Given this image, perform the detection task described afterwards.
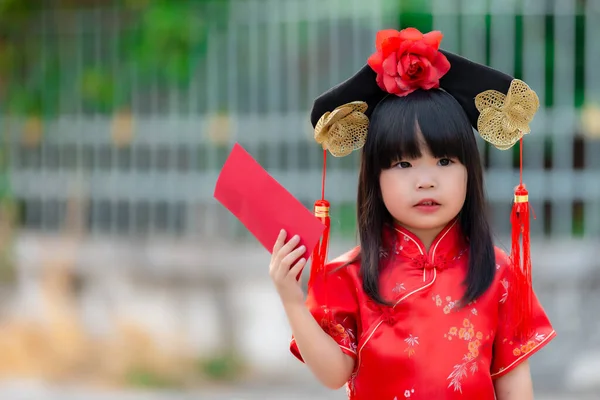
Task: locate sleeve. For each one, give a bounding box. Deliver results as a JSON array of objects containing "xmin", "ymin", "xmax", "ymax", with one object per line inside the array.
[
  {"xmin": 289, "ymin": 262, "xmax": 359, "ymax": 363},
  {"xmin": 490, "ymin": 256, "xmax": 557, "ymax": 379}
]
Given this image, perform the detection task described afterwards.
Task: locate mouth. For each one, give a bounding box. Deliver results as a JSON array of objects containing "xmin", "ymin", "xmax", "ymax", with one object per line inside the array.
[{"xmin": 414, "ymin": 199, "xmax": 440, "ymax": 207}]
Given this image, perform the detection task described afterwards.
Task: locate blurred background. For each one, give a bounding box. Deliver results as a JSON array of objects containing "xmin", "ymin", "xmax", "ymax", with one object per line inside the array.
[{"xmin": 0, "ymin": 0, "xmax": 598, "ymax": 399}]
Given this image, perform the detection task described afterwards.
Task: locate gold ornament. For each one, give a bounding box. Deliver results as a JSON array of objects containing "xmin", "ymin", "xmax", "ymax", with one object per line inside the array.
[
  {"xmin": 314, "ymin": 101, "xmax": 369, "ymax": 157},
  {"xmin": 475, "ymin": 79, "xmax": 540, "ymax": 150}
]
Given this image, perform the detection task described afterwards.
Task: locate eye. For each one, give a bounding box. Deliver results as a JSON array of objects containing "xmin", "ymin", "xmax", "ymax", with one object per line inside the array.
[
  {"xmin": 438, "ymin": 158, "xmax": 453, "ymax": 166},
  {"xmin": 395, "ymin": 161, "xmax": 412, "ymax": 169}
]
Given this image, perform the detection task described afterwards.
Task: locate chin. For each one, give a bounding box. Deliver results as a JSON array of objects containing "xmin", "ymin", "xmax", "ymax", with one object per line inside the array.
[
  {"xmin": 411, "ymin": 221, "xmax": 450, "ymax": 231},
  {"xmin": 396, "ymin": 213, "xmax": 456, "ymax": 232}
]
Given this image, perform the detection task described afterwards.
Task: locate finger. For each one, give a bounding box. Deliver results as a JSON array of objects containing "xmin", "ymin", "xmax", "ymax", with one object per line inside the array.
[
  {"xmin": 274, "ymin": 244, "xmax": 305, "ymax": 281},
  {"xmin": 277, "ymin": 234, "xmax": 301, "ymax": 260},
  {"xmin": 287, "ymin": 257, "xmax": 306, "ymax": 280},
  {"xmin": 271, "ymin": 229, "xmax": 287, "ymax": 262},
  {"xmin": 279, "ymin": 244, "xmax": 306, "ymax": 269}
]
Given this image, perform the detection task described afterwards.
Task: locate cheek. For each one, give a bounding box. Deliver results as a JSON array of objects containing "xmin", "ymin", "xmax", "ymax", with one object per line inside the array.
[
  {"xmin": 379, "ymin": 172, "xmax": 393, "ymax": 203},
  {"xmin": 450, "ymin": 168, "xmax": 468, "ymax": 202},
  {"xmin": 379, "ymin": 171, "xmax": 407, "ymax": 206}
]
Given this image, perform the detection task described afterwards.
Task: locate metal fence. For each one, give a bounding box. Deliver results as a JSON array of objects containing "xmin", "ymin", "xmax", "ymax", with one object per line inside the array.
[{"xmin": 3, "ymin": 0, "xmax": 600, "ymax": 240}]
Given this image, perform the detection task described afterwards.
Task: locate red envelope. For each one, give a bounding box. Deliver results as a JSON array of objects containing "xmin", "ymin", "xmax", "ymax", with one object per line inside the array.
[{"xmin": 213, "ymin": 143, "xmax": 325, "ymax": 261}]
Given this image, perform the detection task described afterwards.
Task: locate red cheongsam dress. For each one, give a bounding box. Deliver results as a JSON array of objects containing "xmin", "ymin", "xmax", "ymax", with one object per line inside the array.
[{"xmin": 290, "ymin": 219, "xmax": 556, "ymax": 399}]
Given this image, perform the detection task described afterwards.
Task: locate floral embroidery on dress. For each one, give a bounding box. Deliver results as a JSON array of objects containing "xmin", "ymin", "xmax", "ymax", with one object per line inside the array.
[
  {"xmin": 504, "ymin": 332, "xmax": 547, "ymax": 357},
  {"xmin": 432, "ymin": 294, "xmax": 460, "ymax": 314},
  {"xmin": 404, "ymin": 334, "xmax": 419, "ymax": 357},
  {"xmin": 393, "ymin": 282, "xmax": 406, "ymax": 293},
  {"xmin": 447, "ymin": 353, "xmax": 479, "ymax": 393},
  {"xmin": 392, "ymin": 389, "xmax": 415, "ymax": 399},
  {"xmin": 452, "ymin": 247, "xmax": 467, "ymax": 261},
  {"xmin": 445, "ymin": 318, "xmax": 486, "ymax": 393},
  {"xmin": 346, "ymin": 372, "xmax": 357, "ymax": 397},
  {"xmin": 445, "ymin": 318, "xmax": 482, "ymax": 342},
  {"xmin": 393, "ymin": 240, "xmax": 404, "ymax": 255},
  {"xmin": 321, "ymin": 318, "xmax": 357, "ymax": 353},
  {"xmin": 499, "ymin": 278, "xmax": 509, "ymax": 303}
]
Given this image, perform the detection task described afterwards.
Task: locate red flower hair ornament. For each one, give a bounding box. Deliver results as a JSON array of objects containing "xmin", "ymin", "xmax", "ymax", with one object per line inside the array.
[{"xmin": 367, "ymin": 27, "xmax": 451, "ymax": 97}]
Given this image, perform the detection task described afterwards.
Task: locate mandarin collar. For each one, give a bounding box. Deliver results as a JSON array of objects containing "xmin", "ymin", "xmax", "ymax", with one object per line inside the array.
[{"xmin": 381, "ymin": 218, "xmax": 468, "ymax": 270}]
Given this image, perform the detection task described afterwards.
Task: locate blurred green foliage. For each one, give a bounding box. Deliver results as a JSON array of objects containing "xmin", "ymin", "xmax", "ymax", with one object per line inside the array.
[
  {"xmin": 0, "ymin": 0, "xmax": 224, "ymax": 117},
  {"xmin": 123, "ymin": 1, "xmax": 208, "ymax": 86},
  {"xmin": 0, "ymin": 0, "xmax": 586, "ymax": 116},
  {"xmin": 197, "ymin": 352, "xmax": 245, "ymax": 382},
  {"xmin": 125, "ymin": 366, "xmax": 179, "ymax": 389}
]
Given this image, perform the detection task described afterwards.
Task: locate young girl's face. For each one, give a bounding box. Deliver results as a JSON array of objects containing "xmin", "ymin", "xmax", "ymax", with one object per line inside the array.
[{"xmin": 379, "ymin": 135, "xmax": 467, "ymax": 236}]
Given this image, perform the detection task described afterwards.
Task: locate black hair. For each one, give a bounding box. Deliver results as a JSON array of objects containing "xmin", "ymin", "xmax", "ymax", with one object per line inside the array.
[{"xmin": 351, "ymin": 88, "xmax": 495, "ymax": 306}]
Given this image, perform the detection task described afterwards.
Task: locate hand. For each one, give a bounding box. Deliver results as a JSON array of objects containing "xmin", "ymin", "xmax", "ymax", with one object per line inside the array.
[{"xmin": 269, "ymin": 229, "xmax": 307, "ymax": 306}]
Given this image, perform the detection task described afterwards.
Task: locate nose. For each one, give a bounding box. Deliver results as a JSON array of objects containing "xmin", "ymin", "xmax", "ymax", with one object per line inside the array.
[
  {"xmin": 416, "ymin": 173, "xmax": 436, "ymax": 189},
  {"xmin": 417, "ymin": 181, "xmax": 435, "ymax": 189}
]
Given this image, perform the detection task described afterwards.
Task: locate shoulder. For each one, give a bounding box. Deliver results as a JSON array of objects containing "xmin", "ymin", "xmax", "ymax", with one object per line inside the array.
[
  {"xmin": 306, "ymin": 246, "xmax": 361, "ymax": 303},
  {"xmin": 323, "ymin": 246, "xmax": 362, "ymax": 278},
  {"xmin": 493, "ymin": 246, "xmax": 511, "ymax": 272}
]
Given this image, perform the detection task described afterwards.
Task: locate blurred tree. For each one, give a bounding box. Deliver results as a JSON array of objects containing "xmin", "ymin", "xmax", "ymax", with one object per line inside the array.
[
  {"xmin": 395, "ymin": 0, "xmax": 433, "ymax": 34},
  {"xmin": 0, "ymin": 0, "xmax": 226, "ymax": 117},
  {"xmin": 0, "ymin": 0, "xmax": 49, "ymax": 116},
  {"xmin": 121, "ymin": 0, "xmax": 210, "ymax": 87}
]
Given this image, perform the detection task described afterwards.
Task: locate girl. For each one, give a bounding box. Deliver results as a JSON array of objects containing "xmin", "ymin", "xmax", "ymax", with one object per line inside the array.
[{"xmin": 268, "ymin": 28, "xmax": 555, "ymax": 399}]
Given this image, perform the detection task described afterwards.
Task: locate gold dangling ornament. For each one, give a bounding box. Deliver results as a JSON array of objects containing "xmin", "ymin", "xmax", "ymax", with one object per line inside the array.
[
  {"xmin": 475, "ymin": 79, "xmax": 540, "ymax": 341},
  {"xmin": 310, "ymin": 101, "xmax": 369, "ymax": 325},
  {"xmin": 310, "ymin": 101, "xmax": 368, "ymax": 276}
]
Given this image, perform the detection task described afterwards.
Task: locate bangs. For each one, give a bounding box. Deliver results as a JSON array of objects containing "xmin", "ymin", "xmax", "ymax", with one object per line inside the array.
[{"xmin": 368, "ymin": 89, "xmax": 473, "ymax": 170}]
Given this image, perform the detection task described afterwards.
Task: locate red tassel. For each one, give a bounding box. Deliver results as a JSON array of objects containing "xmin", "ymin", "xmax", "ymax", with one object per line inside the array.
[
  {"xmin": 509, "ymin": 139, "xmax": 533, "ymax": 341},
  {"xmin": 309, "ymin": 151, "xmax": 332, "ymax": 325},
  {"xmin": 310, "ymin": 149, "xmax": 331, "ymax": 279},
  {"xmin": 311, "ymin": 199, "xmax": 331, "ymax": 274}
]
